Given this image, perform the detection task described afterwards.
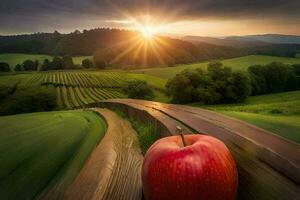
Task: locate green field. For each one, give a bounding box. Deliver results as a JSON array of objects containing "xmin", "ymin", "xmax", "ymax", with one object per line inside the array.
[
  {"xmin": 0, "ymin": 111, "xmax": 107, "ymax": 199},
  {"xmin": 0, "ymin": 71, "xmax": 169, "ymax": 110},
  {"xmin": 0, "ymin": 53, "xmax": 92, "ymax": 70},
  {"xmin": 132, "ymin": 55, "xmax": 300, "ymax": 79},
  {"xmin": 194, "ymin": 91, "xmax": 300, "ymax": 143}
]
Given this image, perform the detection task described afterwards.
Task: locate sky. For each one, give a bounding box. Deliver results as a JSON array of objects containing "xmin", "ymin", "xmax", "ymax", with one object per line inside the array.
[{"xmin": 0, "ymin": 0, "xmax": 300, "ymax": 36}]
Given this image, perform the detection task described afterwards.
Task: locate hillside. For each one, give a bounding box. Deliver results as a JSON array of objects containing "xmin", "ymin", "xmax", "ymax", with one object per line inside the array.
[
  {"xmin": 132, "ymin": 55, "xmax": 300, "ymax": 79},
  {"xmin": 227, "ymin": 34, "xmax": 300, "ymax": 44},
  {"xmin": 0, "ymin": 29, "xmax": 247, "ymax": 67},
  {"xmin": 195, "ymin": 91, "xmax": 300, "ymax": 143},
  {"xmin": 0, "ymin": 111, "xmax": 107, "ymax": 199},
  {"xmin": 1, "ymin": 29, "xmax": 300, "ymax": 68}
]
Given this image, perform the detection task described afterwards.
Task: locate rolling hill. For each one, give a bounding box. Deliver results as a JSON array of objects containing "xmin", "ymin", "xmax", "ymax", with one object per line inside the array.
[
  {"xmin": 132, "ymin": 55, "xmax": 300, "ymax": 79},
  {"xmin": 195, "ymin": 91, "xmax": 300, "ymax": 143},
  {"xmin": 0, "ymin": 111, "xmax": 107, "ymax": 199}
]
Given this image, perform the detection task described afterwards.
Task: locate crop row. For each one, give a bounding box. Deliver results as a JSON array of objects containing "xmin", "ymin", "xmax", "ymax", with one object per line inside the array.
[
  {"xmin": 56, "ymin": 86, "xmax": 125, "ymax": 109},
  {"xmin": 41, "ymin": 72, "xmax": 132, "ymax": 88}
]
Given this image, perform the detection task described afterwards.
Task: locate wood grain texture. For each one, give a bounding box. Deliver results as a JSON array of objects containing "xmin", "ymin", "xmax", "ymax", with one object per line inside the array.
[
  {"xmin": 100, "ymin": 99, "xmax": 300, "ymax": 200},
  {"xmin": 64, "ymin": 108, "xmax": 143, "ymax": 200}
]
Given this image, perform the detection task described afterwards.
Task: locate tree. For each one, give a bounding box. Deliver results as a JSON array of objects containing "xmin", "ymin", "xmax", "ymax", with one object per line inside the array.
[
  {"xmin": 22, "ymin": 60, "xmax": 38, "ymax": 71},
  {"xmin": 62, "ymin": 55, "xmax": 74, "ymax": 69},
  {"xmin": 0, "ymin": 62, "xmax": 10, "ymax": 72},
  {"xmin": 292, "ymin": 64, "xmax": 300, "ymax": 76},
  {"xmin": 263, "ymin": 62, "xmax": 289, "ymax": 93},
  {"xmin": 51, "ymin": 56, "xmax": 63, "ymax": 70},
  {"xmin": 82, "ymin": 59, "xmax": 94, "ymax": 68},
  {"xmin": 166, "ymin": 73, "xmax": 194, "ymax": 103},
  {"xmin": 166, "ymin": 63, "xmax": 251, "ymax": 104},
  {"xmin": 224, "ymin": 71, "xmax": 251, "ymax": 103},
  {"xmin": 248, "ymin": 62, "xmax": 298, "ymax": 95},
  {"xmin": 14, "ymin": 64, "xmax": 23, "ymax": 71},
  {"xmin": 123, "ymin": 80, "xmax": 154, "ymax": 100},
  {"xmin": 41, "ymin": 59, "xmax": 51, "ymax": 71}
]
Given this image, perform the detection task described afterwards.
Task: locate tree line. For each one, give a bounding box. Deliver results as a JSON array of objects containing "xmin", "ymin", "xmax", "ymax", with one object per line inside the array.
[
  {"xmin": 166, "ymin": 62, "xmax": 300, "ymax": 104},
  {"xmin": 0, "ymin": 57, "xmax": 96, "ymax": 72}
]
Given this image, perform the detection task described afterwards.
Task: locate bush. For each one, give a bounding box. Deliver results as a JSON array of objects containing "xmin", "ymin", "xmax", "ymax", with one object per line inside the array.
[
  {"xmin": 0, "ymin": 62, "xmax": 10, "ymax": 72},
  {"xmin": 82, "ymin": 59, "xmax": 94, "ymax": 68},
  {"xmin": 22, "ymin": 59, "xmax": 38, "ymax": 71},
  {"xmin": 166, "ymin": 63, "xmax": 251, "ymax": 104},
  {"xmin": 62, "ymin": 55, "xmax": 74, "ymax": 69},
  {"xmin": 123, "ymin": 80, "xmax": 154, "ymax": 100},
  {"xmin": 14, "ymin": 64, "xmax": 23, "ymax": 71},
  {"xmin": 0, "ymin": 86, "xmax": 57, "ymax": 115},
  {"xmin": 0, "ymin": 84, "xmax": 17, "ymax": 101}
]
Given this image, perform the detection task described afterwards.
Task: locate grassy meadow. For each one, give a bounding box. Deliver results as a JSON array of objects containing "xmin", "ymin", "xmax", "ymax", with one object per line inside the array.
[
  {"xmin": 132, "ymin": 55, "xmax": 300, "ymax": 79},
  {"xmin": 194, "ymin": 91, "xmax": 300, "ymax": 143},
  {"xmin": 0, "ymin": 53, "xmax": 92, "ymax": 70},
  {"xmin": 0, "ymin": 111, "xmax": 107, "ymax": 199}
]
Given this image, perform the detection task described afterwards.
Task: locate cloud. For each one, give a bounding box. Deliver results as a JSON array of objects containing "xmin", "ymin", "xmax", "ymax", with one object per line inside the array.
[{"xmin": 0, "ymin": 0, "xmax": 299, "ymax": 34}]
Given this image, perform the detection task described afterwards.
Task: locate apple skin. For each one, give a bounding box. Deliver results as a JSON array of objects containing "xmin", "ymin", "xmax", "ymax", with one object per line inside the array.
[{"xmin": 142, "ymin": 134, "xmax": 238, "ymax": 200}]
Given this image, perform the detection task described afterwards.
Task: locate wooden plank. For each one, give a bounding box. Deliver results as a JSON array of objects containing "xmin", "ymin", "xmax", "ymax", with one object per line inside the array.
[
  {"xmin": 102, "ymin": 99, "xmax": 300, "ymax": 200},
  {"xmin": 64, "ymin": 108, "xmax": 143, "ymax": 200}
]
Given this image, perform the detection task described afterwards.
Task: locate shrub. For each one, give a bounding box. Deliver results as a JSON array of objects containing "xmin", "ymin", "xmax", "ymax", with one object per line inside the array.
[
  {"xmin": 0, "ymin": 84, "xmax": 17, "ymax": 101},
  {"xmin": 123, "ymin": 80, "xmax": 154, "ymax": 100},
  {"xmin": 62, "ymin": 55, "xmax": 74, "ymax": 69},
  {"xmin": 82, "ymin": 59, "xmax": 94, "ymax": 68},
  {"xmin": 0, "ymin": 86, "xmax": 57, "ymax": 115},
  {"xmin": 0, "ymin": 62, "xmax": 10, "ymax": 72},
  {"xmin": 14, "ymin": 64, "xmax": 23, "ymax": 71},
  {"xmin": 51, "ymin": 57, "xmax": 63, "ymax": 70},
  {"xmin": 22, "ymin": 59, "xmax": 38, "ymax": 71}
]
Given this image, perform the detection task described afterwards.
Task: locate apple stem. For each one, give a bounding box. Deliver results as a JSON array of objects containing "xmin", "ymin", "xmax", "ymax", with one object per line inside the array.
[{"xmin": 180, "ymin": 134, "xmax": 187, "ymax": 147}]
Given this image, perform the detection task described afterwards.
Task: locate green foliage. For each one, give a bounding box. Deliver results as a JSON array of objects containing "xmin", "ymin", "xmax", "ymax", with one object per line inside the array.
[
  {"xmin": 62, "ymin": 55, "xmax": 75, "ymax": 69},
  {"xmin": 22, "ymin": 59, "xmax": 38, "ymax": 71},
  {"xmin": 0, "ymin": 86, "xmax": 57, "ymax": 115},
  {"xmin": 123, "ymin": 80, "xmax": 154, "ymax": 100},
  {"xmin": 0, "ymin": 84, "xmax": 17, "ymax": 100},
  {"xmin": 166, "ymin": 62, "xmax": 251, "ymax": 104},
  {"xmin": 113, "ymin": 109, "xmax": 160, "ymax": 155},
  {"xmin": 14, "ymin": 64, "xmax": 23, "ymax": 71},
  {"xmin": 51, "ymin": 56, "xmax": 63, "ymax": 70},
  {"xmin": 0, "ymin": 111, "xmax": 106, "ymax": 199},
  {"xmin": 82, "ymin": 58, "xmax": 94, "ymax": 68},
  {"xmin": 248, "ymin": 62, "xmax": 299, "ymax": 95},
  {"xmin": 292, "ymin": 64, "xmax": 300, "ymax": 76},
  {"xmin": 130, "ymin": 120, "xmax": 160, "ymax": 155},
  {"xmin": 0, "ymin": 62, "xmax": 10, "ymax": 72}
]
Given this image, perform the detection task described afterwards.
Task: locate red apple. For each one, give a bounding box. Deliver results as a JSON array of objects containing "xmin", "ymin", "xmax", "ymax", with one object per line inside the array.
[{"xmin": 142, "ymin": 134, "xmax": 238, "ymax": 200}]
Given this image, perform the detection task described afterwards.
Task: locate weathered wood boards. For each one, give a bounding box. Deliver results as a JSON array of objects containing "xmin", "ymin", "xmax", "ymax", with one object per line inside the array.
[
  {"xmin": 100, "ymin": 99, "xmax": 300, "ymax": 200},
  {"xmin": 64, "ymin": 109, "xmax": 143, "ymax": 200}
]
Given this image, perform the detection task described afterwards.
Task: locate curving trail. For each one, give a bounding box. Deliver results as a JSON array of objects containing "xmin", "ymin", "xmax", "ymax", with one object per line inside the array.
[
  {"xmin": 64, "ymin": 108, "xmax": 143, "ymax": 200},
  {"xmin": 100, "ymin": 99, "xmax": 300, "ymax": 200}
]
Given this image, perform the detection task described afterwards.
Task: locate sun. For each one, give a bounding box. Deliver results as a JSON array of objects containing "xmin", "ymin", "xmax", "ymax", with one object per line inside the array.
[{"xmin": 139, "ymin": 25, "xmax": 156, "ymax": 39}]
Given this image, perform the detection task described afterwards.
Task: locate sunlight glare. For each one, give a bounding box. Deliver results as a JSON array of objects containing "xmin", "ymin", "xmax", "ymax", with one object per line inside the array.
[{"xmin": 140, "ymin": 25, "xmax": 156, "ymax": 40}]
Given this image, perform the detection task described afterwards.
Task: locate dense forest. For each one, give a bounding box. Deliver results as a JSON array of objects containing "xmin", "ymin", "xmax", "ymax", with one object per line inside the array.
[{"xmin": 0, "ymin": 28, "xmax": 300, "ymax": 67}]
